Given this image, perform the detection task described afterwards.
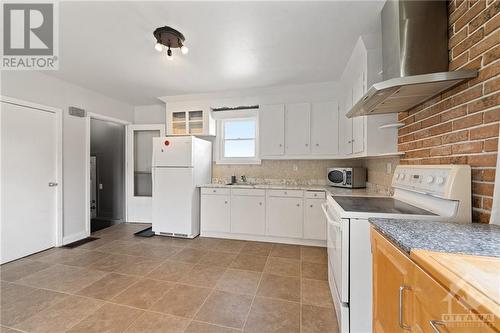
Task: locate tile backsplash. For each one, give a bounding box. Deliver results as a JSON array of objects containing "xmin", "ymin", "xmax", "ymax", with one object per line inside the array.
[{"xmin": 212, "ymin": 157, "xmax": 400, "ymax": 194}]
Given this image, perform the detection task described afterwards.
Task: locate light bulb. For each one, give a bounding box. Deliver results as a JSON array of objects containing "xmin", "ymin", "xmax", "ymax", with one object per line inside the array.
[
  {"xmin": 154, "ymin": 43, "xmax": 163, "ymax": 52},
  {"xmin": 166, "ymin": 48, "xmax": 173, "ymax": 60},
  {"xmin": 180, "ymin": 45, "xmax": 189, "ymax": 54}
]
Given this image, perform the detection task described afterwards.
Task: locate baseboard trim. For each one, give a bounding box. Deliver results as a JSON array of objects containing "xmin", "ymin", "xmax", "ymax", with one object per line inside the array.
[
  {"xmin": 62, "ymin": 231, "xmax": 90, "ymax": 246},
  {"xmin": 201, "ymin": 231, "xmax": 326, "ymax": 247}
]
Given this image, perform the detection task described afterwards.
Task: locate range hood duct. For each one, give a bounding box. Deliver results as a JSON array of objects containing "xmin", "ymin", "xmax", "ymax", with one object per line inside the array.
[{"xmin": 346, "ymin": 0, "xmax": 477, "ymax": 118}]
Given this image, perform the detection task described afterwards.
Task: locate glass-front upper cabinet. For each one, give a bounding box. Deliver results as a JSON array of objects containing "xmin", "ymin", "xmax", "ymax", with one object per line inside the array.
[
  {"xmin": 166, "ymin": 106, "xmax": 215, "ymax": 136},
  {"xmin": 171, "ymin": 110, "xmax": 203, "ymax": 135}
]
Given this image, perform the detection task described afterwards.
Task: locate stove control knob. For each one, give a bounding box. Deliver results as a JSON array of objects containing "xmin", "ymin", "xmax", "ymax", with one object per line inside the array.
[
  {"xmin": 436, "ymin": 176, "xmax": 445, "ymax": 185},
  {"xmin": 400, "ymin": 174, "xmax": 406, "ymax": 180},
  {"xmin": 395, "ymin": 173, "xmax": 400, "ymax": 180},
  {"xmin": 425, "ymin": 176, "xmax": 434, "ymax": 184}
]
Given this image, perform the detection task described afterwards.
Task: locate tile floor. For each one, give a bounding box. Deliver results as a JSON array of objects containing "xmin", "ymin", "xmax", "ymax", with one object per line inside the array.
[{"xmin": 0, "ymin": 223, "xmax": 338, "ymax": 333}]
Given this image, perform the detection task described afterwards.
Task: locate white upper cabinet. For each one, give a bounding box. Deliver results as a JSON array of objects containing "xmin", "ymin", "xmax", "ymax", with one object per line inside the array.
[
  {"xmin": 352, "ymin": 72, "xmax": 365, "ymax": 154},
  {"xmin": 340, "ymin": 90, "xmax": 353, "ymax": 155},
  {"xmin": 259, "ymin": 104, "xmax": 285, "ymax": 156},
  {"xmin": 311, "ymin": 101, "xmax": 339, "ymax": 155},
  {"xmin": 285, "ymin": 103, "xmax": 311, "ymax": 155},
  {"xmin": 338, "ymin": 36, "xmax": 399, "ymax": 157},
  {"xmin": 164, "ymin": 101, "xmax": 216, "ymax": 137}
]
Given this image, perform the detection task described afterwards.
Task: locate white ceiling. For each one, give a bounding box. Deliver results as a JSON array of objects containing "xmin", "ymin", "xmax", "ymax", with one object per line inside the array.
[{"xmin": 46, "ymin": 1, "xmax": 385, "ymax": 105}]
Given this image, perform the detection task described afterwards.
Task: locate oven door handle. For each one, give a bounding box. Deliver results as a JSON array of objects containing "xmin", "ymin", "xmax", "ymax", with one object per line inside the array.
[
  {"xmin": 342, "ymin": 170, "xmax": 347, "ymax": 185},
  {"xmin": 321, "ymin": 203, "xmax": 342, "ymax": 228}
]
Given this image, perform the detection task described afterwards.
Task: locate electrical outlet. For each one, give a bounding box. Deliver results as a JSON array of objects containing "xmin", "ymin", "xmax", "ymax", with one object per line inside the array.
[
  {"xmin": 293, "ymin": 164, "xmax": 298, "ymax": 171},
  {"xmin": 386, "ymin": 163, "xmax": 392, "ymax": 174}
]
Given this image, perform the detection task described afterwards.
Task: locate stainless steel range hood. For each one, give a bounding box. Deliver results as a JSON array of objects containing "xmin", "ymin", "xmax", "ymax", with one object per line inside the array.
[{"xmin": 346, "ymin": 0, "xmax": 477, "ymax": 118}]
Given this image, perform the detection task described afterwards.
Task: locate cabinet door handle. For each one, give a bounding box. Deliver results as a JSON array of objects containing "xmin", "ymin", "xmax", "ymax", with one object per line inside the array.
[
  {"xmin": 224, "ymin": 201, "xmax": 228, "ymax": 204},
  {"xmin": 399, "ymin": 285, "xmax": 411, "ymax": 331},
  {"xmin": 305, "ymin": 143, "xmax": 309, "ymax": 147},
  {"xmin": 296, "ymin": 203, "xmax": 300, "ymax": 207},
  {"xmin": 259, "ymin": 202, "xmax": 262, "ymax": 206},
  {"xmin": 279, "ymin": 144, "xmax": 283, "ymax": 147},
  {"xmin": 315, "ymin": 143, "xmax": 319, "ymax": 147},
  {"xmin": 429, "ymin": 320, "xmax": 446, "ymax": 333},
  {"xmin": 310, "ymin": 204, "xmax": 313, "ymax": 208}
]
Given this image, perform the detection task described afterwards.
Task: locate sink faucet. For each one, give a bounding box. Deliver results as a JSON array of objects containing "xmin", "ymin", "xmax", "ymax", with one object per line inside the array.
[{"xmin": 241, "ymin": 175, "xmax": 247, "ymax": 183}]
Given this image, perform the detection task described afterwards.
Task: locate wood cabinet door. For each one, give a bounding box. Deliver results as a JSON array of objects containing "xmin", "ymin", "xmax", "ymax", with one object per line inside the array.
[
  {"xmin": 285, "ymin": 103, "xmax": 311, "ymax": 155},
  {"xmin": 259, "ymin": 104, "xmax": 285, "ymax": 156},
  {"xmin": 267, "ymin": 197, "xmax": 303, "ymax": 238},
  {"xmin": 371, "ymin": 228, "xmax": 414, "ymax": 333},
  {"xmin": 201, "ymin": 194, "xmax": 230, "ymax": 233},
  {"xmin": 412, "ymin": 265, "xmax": 496, "ymax": 333},
  {"xmin": 304, "ymin": 198, "xmax": 327, "ymax": 240},
  {"xmin": 311, "ymin": 101, "xmax": 339, "ymax": 155},
  {"xmin": 230, "ymin": 195, "xmax": 266, "ymax": 235}
]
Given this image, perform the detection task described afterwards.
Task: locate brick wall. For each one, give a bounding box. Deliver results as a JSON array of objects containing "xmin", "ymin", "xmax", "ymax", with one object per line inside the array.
[{"xmin": 398, "ymin": 0, "xmax": 499, "ymax": 223}]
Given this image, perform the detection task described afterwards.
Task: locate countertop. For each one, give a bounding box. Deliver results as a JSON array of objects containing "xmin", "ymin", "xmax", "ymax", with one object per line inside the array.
[
  {"xmin": 411, "ymin": 249, "xmax": 500, "ymax": 327},
  {"xmin": 201, "ymin": 183, "xmax": 388, "ymax": 197},
  {"xmin": 369, "ymin": 218, "xmax": 500, "ymax": 257}
]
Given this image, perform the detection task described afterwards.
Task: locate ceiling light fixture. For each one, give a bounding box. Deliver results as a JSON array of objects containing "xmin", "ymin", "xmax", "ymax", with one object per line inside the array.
[{"xmin": 153, "ymin": 26, "xmax": 188, "ymax": 60}]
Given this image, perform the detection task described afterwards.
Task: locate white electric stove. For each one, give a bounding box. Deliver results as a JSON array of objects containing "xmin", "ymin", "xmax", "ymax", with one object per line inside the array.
[{"xmin": 322, "ymin": 165, "xmax": 471, "ymax": 333}]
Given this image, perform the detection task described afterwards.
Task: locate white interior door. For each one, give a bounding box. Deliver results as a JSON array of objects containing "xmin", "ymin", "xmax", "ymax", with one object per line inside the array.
[
  {"xmin": 1, "ymin": 99, "xmax": 61, "ymax": 263},
  {"xmin": 127, "ymin": 124, "xmax": 165, "ymax": 223}
]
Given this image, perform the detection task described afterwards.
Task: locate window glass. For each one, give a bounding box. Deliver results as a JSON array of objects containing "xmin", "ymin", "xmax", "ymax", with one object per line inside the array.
[{"xmin": 222, "ymin": 119, "xmax": 256, "ymax": 158}]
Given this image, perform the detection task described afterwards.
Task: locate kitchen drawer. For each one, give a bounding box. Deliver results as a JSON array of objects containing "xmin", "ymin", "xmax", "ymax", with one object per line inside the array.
[
  {"xmin": 231, "ymin": 188, "xmax": 266, "ymax": 197},
  {"xmin": 305, "ymin": 191, "xmax": 325, "ymax": 199},
  {"xmin": 268, "ymin": 189, "xmax": 304, "ymax": 198},
  {"xmin": 201, "ymin": 187, "xmax": 231, "ymax": 195},
  {"xmin": 412, "ymin": 263, "xmax": 496, "ymax": 333}
]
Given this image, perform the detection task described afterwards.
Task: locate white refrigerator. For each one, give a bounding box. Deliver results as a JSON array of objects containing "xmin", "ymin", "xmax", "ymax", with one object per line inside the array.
[{"xmin": 152, "ymin": 136, "xmax": 212, "ymax": 238}]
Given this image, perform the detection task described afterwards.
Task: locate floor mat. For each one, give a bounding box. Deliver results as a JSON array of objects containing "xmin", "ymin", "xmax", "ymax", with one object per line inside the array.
[
  {"xmin": 134, "ymin": 227, "xmax": 155, "ymax": 237},
  {"xmin": 63, "ymin": 237, "xmax": 99, "ymax": 248}
]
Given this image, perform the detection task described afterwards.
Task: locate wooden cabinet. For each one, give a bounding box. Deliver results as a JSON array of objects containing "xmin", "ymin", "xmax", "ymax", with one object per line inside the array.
[
  {"xmin": 231, "ymin": 194, "xmax": 265, "ymax": 235},
  {"xmin": 285, "ymin": 103, "xmax": 311, "ymax": 155},
  {"xmin": 304, "ymin": 198, "xmax": 327, "ymax": 240},
  {"xmin": 311, "ymin": 101, "xmax": 339, "ymax": 155},
  {"xmin": 266, "ymin": 196, "xmax": 303, "ymax": 238},
  {"xmin": 201, "ymin": 193, "xmax": 230, "ymax": 233},
  {"xmin": 259, "ymin": 104, "xmax": 285, "ymax": 156},
  {"xmin": 371, "ymin": 227, "xmax": 414, "ymax": 333},
  {"xmin": 371, "ymin": 228, "xmax": 497, "ymax": 333}
]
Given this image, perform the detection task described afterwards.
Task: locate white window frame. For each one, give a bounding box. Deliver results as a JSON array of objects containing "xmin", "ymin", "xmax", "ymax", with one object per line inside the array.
[{"xmin": 215, "ymin": 110, "xmax": 260, "ymax": 165}]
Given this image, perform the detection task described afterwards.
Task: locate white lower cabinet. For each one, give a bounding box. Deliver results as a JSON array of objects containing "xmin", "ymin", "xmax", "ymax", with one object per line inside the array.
[
  {"xmin": 266, "ymin": 197, "xmax": 303, "ymax": 238},
  {"xmin": 201, "ymin": 188, "xmax": 327, "ymax": 245},
  {"xmin": 200, "ymin": 194, "xmax": 230, "ymax": 233},
  {"xmin": 304, "ymin": 199, "xmax": 327, "ymax": 240},
  {"xmin": 231, "ymin": 195, "xmax": 266, "ymax": 235}
]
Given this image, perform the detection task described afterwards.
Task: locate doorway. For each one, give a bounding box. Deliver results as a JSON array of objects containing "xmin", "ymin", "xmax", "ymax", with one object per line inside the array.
[
  {"xmin": 90, "ymin": 118, "xmax": 126, "ymax": 232},
  {"xmin": 1, "ymin": 97, "xmax": 63, "ymax": 264}
]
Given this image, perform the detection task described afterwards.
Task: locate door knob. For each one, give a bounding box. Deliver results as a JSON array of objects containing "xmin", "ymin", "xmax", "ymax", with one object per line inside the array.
[{"xmin": 48, "ymin": 182, "xmax": 58, "ymax": 187}]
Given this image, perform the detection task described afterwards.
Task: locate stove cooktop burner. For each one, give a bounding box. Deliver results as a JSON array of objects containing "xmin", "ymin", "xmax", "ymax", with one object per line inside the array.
[{"xmin": 332, "ymin": 196, "xmax": 438, "ymax": 216}]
